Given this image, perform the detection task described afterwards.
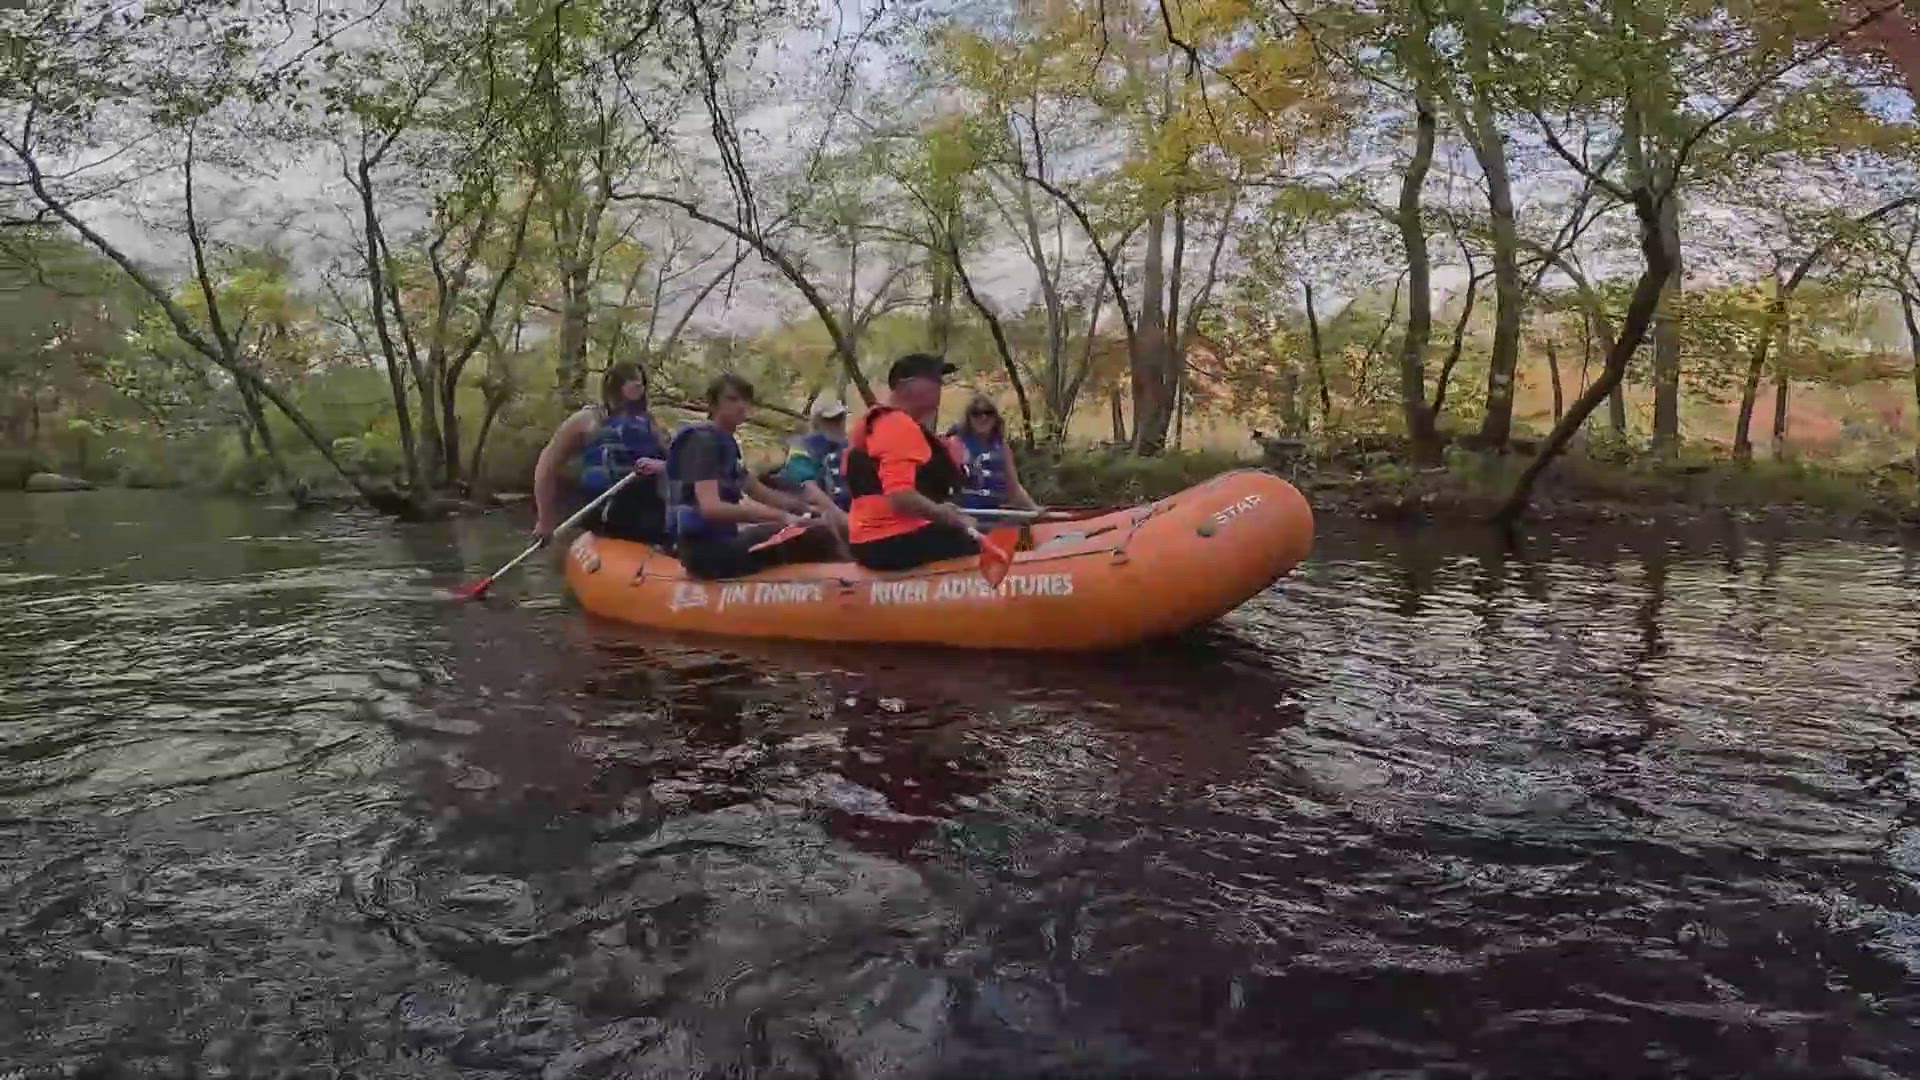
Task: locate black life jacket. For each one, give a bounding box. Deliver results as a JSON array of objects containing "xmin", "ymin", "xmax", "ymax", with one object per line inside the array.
[{"xmin": 845, "ymin": 406, "xmax": 961, "ymax": 505}]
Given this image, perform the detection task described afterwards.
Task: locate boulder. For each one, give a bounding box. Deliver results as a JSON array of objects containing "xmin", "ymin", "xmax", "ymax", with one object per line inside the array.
[{"xmin": 24, "ymin": 472, "xmax": 93, "ymax": 492}]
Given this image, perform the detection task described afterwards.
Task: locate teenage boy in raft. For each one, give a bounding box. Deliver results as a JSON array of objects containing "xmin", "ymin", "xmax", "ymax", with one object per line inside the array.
[
  {"xmin": 844, "ymin": 353, "xmax": 983, "ymax": 571},
  {"xmin": 665, "ymin": 373, "xmax": 846, "ymax": 579}
]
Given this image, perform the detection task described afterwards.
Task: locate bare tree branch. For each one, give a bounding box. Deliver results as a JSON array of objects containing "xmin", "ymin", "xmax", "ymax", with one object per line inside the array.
[{"xmin": 611, "ymin": 189, "xmax": 878, "ymax": 405}]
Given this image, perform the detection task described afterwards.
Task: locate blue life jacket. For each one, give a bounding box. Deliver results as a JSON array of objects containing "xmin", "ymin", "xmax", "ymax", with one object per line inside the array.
[
  {"xmin": 956, "ymin": 429, "xmax": 1010, "ymax": 510},
  {"xmin": 580, "ymin": 408, "xmax": 665, "ymax": 498},
  {"xmin": 666, "ymin": 422, "xmax": 746, "ymax": 542},
  {"xmin": 793, "ymin": 431, "xmax": 850, "ymax": 510}
]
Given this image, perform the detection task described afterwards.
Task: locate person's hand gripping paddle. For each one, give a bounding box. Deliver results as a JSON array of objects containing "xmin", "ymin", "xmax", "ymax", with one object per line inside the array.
[{"xmin": 970, "ymin": 526, "xmax": 1016, "ymax": 587}]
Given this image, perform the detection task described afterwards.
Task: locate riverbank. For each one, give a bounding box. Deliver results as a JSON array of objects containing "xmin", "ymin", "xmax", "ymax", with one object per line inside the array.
[
  {"xmin": 11, "ymin": 439, "xmax": 1918, "ymax": 537},
  {"xmin": 1323, "ymin": 451, "xmax": 1920, "ymax": 534},
  {"xmin": 1018, "ymin": 443, "xmax": 1920, "ymax": 537}
]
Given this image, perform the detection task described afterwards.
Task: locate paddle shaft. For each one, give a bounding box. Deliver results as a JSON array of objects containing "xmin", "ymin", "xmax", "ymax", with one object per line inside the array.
[
  {"xmin": 968, "ymin": 505, "xmax": 1110, "ymax": 522},
  {"xmin": 466, "ymin": 471, "xmax": 639, "ymax": 595}
]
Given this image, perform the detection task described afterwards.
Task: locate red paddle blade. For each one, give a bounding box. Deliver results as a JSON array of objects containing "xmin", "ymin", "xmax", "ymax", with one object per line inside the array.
[
  {"xmin": 451, "ymin": 576, "xmax": 496, "ymax": 599},
  {"xmin": 978, "ymin": 530, "xmax": 1014, "ymax": 588},
  {"xmin": 749, "ymin": 523, "xmax": 807, "ymax": 552}
]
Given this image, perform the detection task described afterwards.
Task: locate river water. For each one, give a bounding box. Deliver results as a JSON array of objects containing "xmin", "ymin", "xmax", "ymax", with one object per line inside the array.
[{"xmin": 3, "ymin": 489, "xmax": 1918, "ymax": 1078}]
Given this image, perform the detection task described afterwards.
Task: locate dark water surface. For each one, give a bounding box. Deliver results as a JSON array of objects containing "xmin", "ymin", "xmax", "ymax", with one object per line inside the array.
[{"xmin": 4, "ymin": 490, "xmax": 1920, "ymax": 1078}]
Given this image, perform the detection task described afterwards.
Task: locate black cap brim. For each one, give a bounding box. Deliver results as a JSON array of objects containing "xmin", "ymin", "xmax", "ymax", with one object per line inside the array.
[{"xmin": 887, "ymin": 357, "xmax": 959, "ymax": 386}]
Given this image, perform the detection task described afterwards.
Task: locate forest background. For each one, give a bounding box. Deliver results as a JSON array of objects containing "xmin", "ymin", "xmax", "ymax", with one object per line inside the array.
[{"xmin": 7, "ymin": 0, "xmax": 1920, "ymax": 523}]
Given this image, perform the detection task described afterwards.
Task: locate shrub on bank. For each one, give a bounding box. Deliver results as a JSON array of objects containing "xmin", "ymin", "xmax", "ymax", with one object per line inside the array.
[
  {"xmin": 205, "ymin": 439, "xmax": 289, "ymax": 495},
  {"xmin": 0, "ymin": 447, "xmax": 47, "ymax": 489},
  {"xmin": 468, "ymin": 418, "xmax": 550, "ymax": 495},
  {"xmin": 330, "ymin": 431, "xmax": 408, "ymax": 482},
  {"xmin": 1326, "ymin": 440, "xmax": 1919, "ymax": 523},
  {"xmin": 1018, "ymin": 445, "xmax": 1256, "ymax": 506},
  {"xmin": 116, "ymin": 454, "xmax": 188, "ymax": 489}
]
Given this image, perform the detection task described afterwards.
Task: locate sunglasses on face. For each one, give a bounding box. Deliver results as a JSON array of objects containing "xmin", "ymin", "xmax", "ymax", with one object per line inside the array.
[{"xmin": 969, "ymin": 408, "xmax": 997, "ymax": 417}]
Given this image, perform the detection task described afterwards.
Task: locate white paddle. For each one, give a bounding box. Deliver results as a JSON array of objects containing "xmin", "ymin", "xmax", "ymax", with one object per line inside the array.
[{"xmin": 452, "ymin": 472, "xmax": 639, "ymax": 599}]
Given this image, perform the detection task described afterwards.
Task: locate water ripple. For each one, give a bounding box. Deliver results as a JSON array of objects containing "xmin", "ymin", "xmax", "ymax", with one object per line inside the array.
[{"xmin": 1, "ymin": 493, "xmax": 1917, "ymax": 1077}]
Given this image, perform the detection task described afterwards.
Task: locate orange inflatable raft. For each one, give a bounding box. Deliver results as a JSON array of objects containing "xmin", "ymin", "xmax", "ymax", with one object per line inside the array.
[{"xmin": 563, "ymin": 468, "xmax": 1312, "ymax": 650}]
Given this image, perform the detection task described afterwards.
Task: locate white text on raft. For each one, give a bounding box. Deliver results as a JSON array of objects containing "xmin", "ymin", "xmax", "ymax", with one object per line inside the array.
[
  {"xmin": 664, "ymin": 572, "xmax": 1076, "ymax": 613},
  {"xmin": 1211, "ymin": 493, "xmax": 1262, "ymax": 526},
  {"xmin": 871, "ymin": 573, "xmax": 1075, "ymax": 605},
  {"xmin": 667, "ymin": 580, "xmax": 826, "ymax": 612}
]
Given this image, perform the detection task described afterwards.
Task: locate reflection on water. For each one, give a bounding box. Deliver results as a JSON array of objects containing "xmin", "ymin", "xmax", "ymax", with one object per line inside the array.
[{"xmin": 3, "ymin": 489, "xmax": 1919, "ymax": 1077}]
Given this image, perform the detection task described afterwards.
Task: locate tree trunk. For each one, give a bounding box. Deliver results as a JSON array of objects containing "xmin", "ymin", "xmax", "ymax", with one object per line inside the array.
[
  {"xmin": 1496, "ymin": 187, "xmax": 1674, "ymax": 523},
  {"xmin": 1173, "ymin": 361, "xmax": 1186, "ymax": 450},
  {"xmin": 557, "ymin": 258, "xmax": 593, "ymax": 401},
  {"xmin": 355, "ymin": 162, "xmax": 421, "ymax": 494},
  {"xmin": 1110, "ymin": 388, "xmax": 1127, "ymax": 445},
  {"xmin": 1130, "ymin": 209, "xmax": 1177, "ymax": 454},
  {"xmin": 1277, "ymin": 359, "xmax": 1301, "ymax": 434},
  {"xmin": 1396, "ymin": 96, "xmax": 1442, "ymax": 465},
  {"xmin": 1771, "ymin": 363, "xmax": 1791, "ymax": 461},
  {"xmin": 1431, "ymin": 272, "xmax": 1483, "ymax": 418},
  {"xmin": 423, "ymin": 191, "xmax": 520, "ymax": 490},
  {"xmin": 373, "ymin": 342, "xmax": 418, "ymax": 489},
  {"xmin": 413, "ymin": 367, "xmax": 444, "ymax": 489},
  {"xmin": 928, "ymin": 249, "xmax": 955, "ymax": 354},
  {"xmin": 236, "ymin": 376, "xmax": 296, "ymax": 498},
  {"xmin": 1546, "ymin": 338, "xmax": 1564, "ymax": 422},
  {"xmin": 467, "ymin": 392, "xmax": 508, "ymax": 486},
  {"xmin": 1906, "ymin": 291, "xmax": 1920, "ymax": 474},
  {"xmin": 1577, "ymin": 290, "xmax": 1627, "ymax": 433},
  {"xmin": 1727, "ymin": 197, "xmax": 1920, "ymax": 461},
  {"xmin": 441, "ymin": 382, "xmax": 463, "ymax": 488},
  {"xmin": 947, "ymin": 235, "xmax": 1038, "ymax": 446},
  {"xmin": 1651, "ymin": 191, "xmax": 1683, "ymax": 456},
  {"xmin": 549, "ymin": 176, "xmax": 609, "ymax": 403},
  {"xmin": 1050, "ymin": 285, "xmax": 1105, "ymax": 446},
  {"xmin": 1014, "ymin": 180, "xmax": 1069, "ymax": 433},
  {"xmin": 1734, "ymin": 295, "xmax": 1785, "ymax": 462},
  {"xmin": 1470, "ymin": 93, "xmax": 1524, "ymax": 449},
  {"xmin": 1581, "ymin": 309, "xmax": 1593, "ymax": 388},
  {"xmin": 1304, "ymin": 282, "xmax": 1331, "ymax": 427}
]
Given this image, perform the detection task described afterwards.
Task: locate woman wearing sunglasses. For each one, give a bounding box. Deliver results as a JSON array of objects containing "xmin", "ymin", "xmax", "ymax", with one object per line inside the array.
[{"xmin": 948, "ymin": 393, "xmax": 1038, "ymax": 512}]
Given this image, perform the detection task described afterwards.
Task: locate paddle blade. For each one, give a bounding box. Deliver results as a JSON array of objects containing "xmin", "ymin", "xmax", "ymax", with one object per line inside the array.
[
  {"xmin": 978, "ymin": 530, "xmax": 1014, "ymax": 588},
  {"xmin": 749, "ymin": 523, "xmax": 807, "ymax": 552},
  {"xmin": 450, "ymin": 575, "xmax": 497, "ymax": 600}
]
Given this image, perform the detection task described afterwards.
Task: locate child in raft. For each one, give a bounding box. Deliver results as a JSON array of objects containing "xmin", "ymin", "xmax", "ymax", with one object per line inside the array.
[{"xmin": 664, "ymin": 373, "xmax": 846, "ymax": 579}]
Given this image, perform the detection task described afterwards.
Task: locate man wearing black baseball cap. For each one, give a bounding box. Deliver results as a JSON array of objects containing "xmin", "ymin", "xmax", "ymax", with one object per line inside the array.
[
  {"xmin": 842, "ymin": 353, "xmax": 981, "ymax": 571},
  {"xmin": 886, "ymin": 352, "xmax": 956, "ymax": 385}
]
